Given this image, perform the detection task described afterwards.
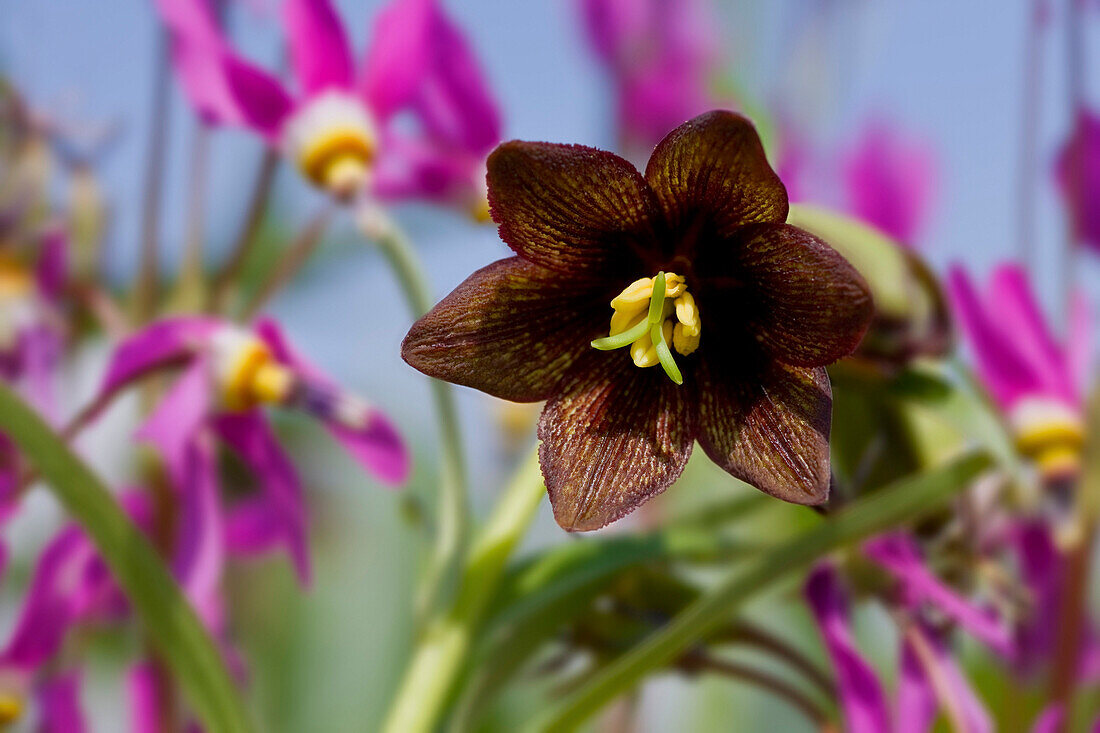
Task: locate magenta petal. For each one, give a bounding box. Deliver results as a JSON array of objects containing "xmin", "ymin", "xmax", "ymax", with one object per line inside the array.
[
  {"xmin": 842, "ymin": 121, "xmax": 935, "ymax": 244},
  {"xmin": 897, "ymin": 639, "xmax": 937, "ymax": 733},
  {"xmin": 1012, "ymin": 521, "xmax": 1062, "ymax": 673},
  {"xmin": 283, "ymin": 0, "xmax": 354, "ymax": 95},
  {"xmin": 127, "ymin": 662, "xmax": 163, "ymax": 733},
  {"xmin": 1056, "ymin": 108, "xmax": 1100, "ymax": 253},
  {"xmin": 1031, "ymin": 705, "xmax": 1064, "ymax": 733},
  {"xmin": 863, "ymin": 533, "xmax": 1014, "ymax": 657},
  {"xmin": 1068, "ymin": 291, "xmax": 1093, "ymax": 401},
  {"xmin": 804, "ymin": 564, "xmax": 892, "ymax": 733},
  {"xmin": 99, "ymin": 317, "xmax": 219, "ymax": 397},
  {"xmin": 908, "ymin": 625, "xmax": 993, "ymax": 733},
  {"xmin": 35, "ymin": 226, "xmax": 68, "ymax": 303},
  {"xmin": 947, "ymin": 266, "xmax": 1047, "ymax": 410},
  {"xmin": 362, "ymin": 0, "xmax": 500, "ymax": 152},
  {"xmin": 215, "ymin": 411, "xmax": 311, "ymax": 584},
  {"xmin": 136, "ymin": 359, "xmax": 213, "ymax": 486},
  {"xmin": 36, "ymin": 672, "xmax": 86, "ymax": 733},
  {"xmin": 255, "ymin": 318, "xmax": 410, "ymax": 485},
  {"xmin": 373, "ymin": 133, "xmax": 482, "ymax": 203},
  {"xmin": 155, "ymin": 0, "xmax": 249, "ymax": 126},
  {"xmin": 222, "ymin": 54, "xmax": 296, "ymax": 141},
  {"xmin": 0, "ymin": 527, "xmax": 97, "ymax": 670},
  {"xmin": 170, "ymin": 438, "xmax": 226, "ymax": 629},
  {"xmin": 20, "ymin": 325, "xmax": 63, "ymax": 419},
  {"xmin": 987, "ymin": 265, "xmax": 1075, "ymax": 403}
]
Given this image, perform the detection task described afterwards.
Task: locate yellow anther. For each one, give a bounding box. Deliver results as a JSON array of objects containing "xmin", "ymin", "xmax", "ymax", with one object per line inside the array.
[
  {"xmin": 1034, "ymin": 445, "xmax": 1081, "ymax": 479},
  {"xmin": 610, "ymin": 309, "xmax": 646, "ymax": 337},
  {"xmin": 631, "ymin": 320, "xmax": 674, "ymax": 368},
  {"xmin": 217, "ymin": 334, "xmax": 296, "ymax": 411},
  {"xmin": 610, "ymin": 277, "xmax": 655, "ymax": 312},
  {"xmin": 0, "ymin": 255, "xmax": 32, "ymax": 300},
  {"xmin": 298, "ymin": 128, "xmax": 375, "ymax": 198},
  {"xmin": 663, "ymin": 273, "xmax": 686, "ymax": 299},
  {"xmin": 0, "ymin": 692, "xmax": 23, "ymax": 724}
]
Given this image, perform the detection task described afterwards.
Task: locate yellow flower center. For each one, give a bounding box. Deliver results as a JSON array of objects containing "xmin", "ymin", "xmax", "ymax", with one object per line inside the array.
[
  {"xmin": 591, "ymin": 271, "xmax": 700, "ymax": 385},
  {"xmin": 0, "ymin": 691, "xmax": 23, "ymax": 724},
  {"xmin": 0, "ymin": 255, "xmax": 32, "ymax": 300},
  {"xmin": 1011, "ymin": 399, "xmax": 1084, "ymax": 481},
  {"xmin": 212, "ymin": 329, "xmax": 295, "ymax": 412},
  {"xmin": 284, "ymin": 92, "xmax": 379, "ymax": 201}
]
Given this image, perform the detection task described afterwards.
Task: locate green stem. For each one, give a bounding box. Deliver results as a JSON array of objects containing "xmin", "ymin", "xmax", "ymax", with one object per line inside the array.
[
  {"xmin": 525, "ymin": 451, "xmax": 992, "ymax": 732},
  {"xmin": 382, "ymin": 448, "xmax": 544, "ymax": 733},
  {"xmin": 368, "ymin": 216, "xmax": 470, "ymax": 621},
  {"xmin": 0, "ymin": 383, "xmax": 253, "ymax": 733}
]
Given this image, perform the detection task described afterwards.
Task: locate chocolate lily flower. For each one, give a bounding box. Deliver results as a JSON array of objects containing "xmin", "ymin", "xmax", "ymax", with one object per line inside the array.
[{"xmin": 402, "ymin": 111, "xmax": 873, "ymax": 530}]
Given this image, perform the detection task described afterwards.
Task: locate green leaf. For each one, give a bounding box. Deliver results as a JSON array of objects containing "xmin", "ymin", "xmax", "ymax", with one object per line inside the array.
[
  {"xmin": 523, "ymin": 450, "xmax": 993, "ymax": 732},
  {"xmin": 0, "ymin": 383, "xmax": 253, "ymax": 733}
]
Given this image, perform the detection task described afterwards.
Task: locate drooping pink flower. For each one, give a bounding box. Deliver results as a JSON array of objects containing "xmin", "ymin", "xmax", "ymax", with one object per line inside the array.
[
  {"xmin": 156, "ymin": 0, "xmax": 502, "ymax": 215},
  {"xmin": 805, "ymin": 563, "xmax": 993, "ymax": 733},
  {"xmin": 98, "ymin": 316, "xmax": 409, "ymax": 584},
  {"xmin": 577, "ymin": 0, "xmax": 722, "ymax": 156},
  {"xmin": 948, "ymin": 264, "xmax": 1090, "ymax": 480},
  {"xmin": 1056, "ymin": 108, "xmax": 1100, "ymax": 253}
]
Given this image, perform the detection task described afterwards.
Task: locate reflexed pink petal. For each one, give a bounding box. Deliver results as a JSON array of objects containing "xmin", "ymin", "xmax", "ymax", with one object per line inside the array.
[
  {"xmin": 255, "ymin": 318, "xmax": 410, "ymax": 485},
  {"xmin": 215, "ymin": 411, "xmax": 311, "ymax": 584},
  {"xmin": 1012, "ymin": 521, "xmax": 1062, "ymax": 674},
  {"xmin": 987, "ymin": 265, "xmax": 1075, "ymax": 404},
  {"xmin": 842, "ymin": 121, "xmax": 935, "ymax": 244},
  {"xmin": 1056, "ymin": 108, "xmax": 1100, "ymax": 253},
  {"xmin": 947, "ymin": 266, "xmax": 1047, "ymax": 410},
  {"xmin": 0, "ymin": 528, "xmax": 99, "ymax": 669},
  {"xmin": 897, "ymin": 640, "xmax": 937, "ymax": 733},
  {"xmin": 222, "ymin": 54, "xmax": 296, "ymax": 141},
  {"xmin": 372, "ymin": 133, "xmax": 481, "ymax": 204},
  {"xmin": 283, "ymin": 0, "xmax": 354, "ymax": 94},
  {"xmin": 126, "ymin": 663, "xmax": 162, "ymax": 733},
  {"xmin": 170, "ymin": 438, "xmax": 225, "ymax": 629},
  {"xmin": 99, "ymin": 317, "xmax": 220, "ymax": 397},
  {"xmin": 36, "ymin": 672, "xmax": 86, "ymax": 733},
  {"xmin": 20, "ymin": 326, "xmax": 63, "ymax": 419},
  {"xmin": 35, "ymin": 226, "xmax": 67, "ymax": 303},
  {"xmin": 154, "ymin": 0, "xmax": 249, "ymax": 126},
  {"xmin": 804, "ymin": 564, "xmax": 891, "ymax": 733},
  {"xmin": 1068, "ymin": 291, "xmax": 1093, "ymax": 401},
  {"xmin": 135, "ymin": 359, "xmax": 213, "ymax": 486},
  {"xmin": 913, "ymin": 625, "xmax": 993, "ymax": 733},
  {"xmin": 863, "ymin": 533, "xmax": 1014, "ymax": 657},
  {"xmin": 1031, "ymin": 705, "xmax": 1064, "ymax": 733},
  {"xmin": 362, "ymin": 0, "xmax": 500, "ymax": 153}
]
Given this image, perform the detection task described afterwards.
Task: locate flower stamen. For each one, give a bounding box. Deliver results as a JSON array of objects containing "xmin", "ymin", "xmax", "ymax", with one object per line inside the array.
[{"xmin": 591, "ymin": 271, "xmax": 699, "ymax": 385}]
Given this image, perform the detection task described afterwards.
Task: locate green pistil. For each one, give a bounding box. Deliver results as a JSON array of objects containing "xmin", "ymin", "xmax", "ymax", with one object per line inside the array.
[{"xmin": 590, "ymin": 271, "xmax": 683, "ymax": 385}]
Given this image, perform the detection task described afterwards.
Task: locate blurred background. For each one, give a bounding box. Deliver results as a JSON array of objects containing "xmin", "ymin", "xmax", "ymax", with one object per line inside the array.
[{"xmin": 0, "ymin": 1, "xmax": 1096, "ymax": 730}]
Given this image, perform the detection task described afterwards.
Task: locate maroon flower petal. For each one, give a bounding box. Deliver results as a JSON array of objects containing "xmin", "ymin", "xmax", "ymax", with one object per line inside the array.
[
  {"xmin": 487, "ymin": 141, "xmax": 661, "ymax": 277},
  {"xmin": 732, "ymin": 223, "xmax": 873, "ymax": 367},
  {"xmin": 645, "ymin": 111, "xmax": 788, "ymax": 237},
  {"xmin": 538, "ymin": 352, "xmax": 694, "ymax": 531},
  {"xmin": 695, "ymin": 358, "xmax": 831, "ymax": 504},
  {"xmin": 402, "ymin": 257, "xmax": 603, "ymax": 402}
]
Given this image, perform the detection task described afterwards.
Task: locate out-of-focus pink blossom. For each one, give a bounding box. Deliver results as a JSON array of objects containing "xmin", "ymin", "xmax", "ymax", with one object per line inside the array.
[
  {"xmin": 805, "ymin": 563, "xmax": 993, "ymax": 733},
  {"xmin": 842, "ymin": 122, "xmax": 936, "ymax": 244},
  {"xmin": 156, "ymin": 0, "xmax": 501, "ymax": 215},
  {"xmin": 781, "ymin": 120, "xmax": 936, "ymax": 246},
  {"xmin": 1056, "ymin": 108, "xmax": 1100, "ymax": 253},
  {"xmin": 948, "ymin": 264, "xmax": 1090, "ymax": 481},
  {"xmin": 98, "ymin": 316, "xmax": 409, "ymax": 586},
  {"xmin": 577, "ymin": 0, "xmax": 722, "ymax": 156}
]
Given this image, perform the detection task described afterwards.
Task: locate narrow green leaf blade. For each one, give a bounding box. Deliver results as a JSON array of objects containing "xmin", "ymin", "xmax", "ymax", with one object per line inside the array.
[{"xmin": 0, "ymin": 383, "xmax": 253, "ymax": 733}]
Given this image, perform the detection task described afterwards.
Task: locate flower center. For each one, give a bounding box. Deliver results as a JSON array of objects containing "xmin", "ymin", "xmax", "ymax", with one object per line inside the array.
[
  {"xmin": 211, "ymin": 329, "xmax": 295, "ymax": 411},
  {"xmin": 1011, "ymin": 398, "xmax": 1084, "ymax": 481},
  {"xmin": 283, "ymin": 92, "xmax": 379, "ymax": 201},
  {"xmin": 0, "ymin": 691, "xmax": 22, "ymax": 724},
  {"xmin": 0, "ymin": 255, "xmax": 33, "ymax": 351},
  {"xmin": 591, "ymin": 271, "xmax": 700, "ymax": 385}
]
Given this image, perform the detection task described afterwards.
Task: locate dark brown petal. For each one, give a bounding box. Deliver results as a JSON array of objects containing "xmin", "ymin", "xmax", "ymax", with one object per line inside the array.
[
  {"xmin": 538, "ymin": 352, "xmax": 694, "ymax": 531},
  {"xmin": 644, "ymin": 111, "xmax": 788, "ymax": 239},
  {"xmin": 487, "ymin": 141, "xmax": 661, "ymax": 277},
  {"xmin": 732, "ymin": 223, "xmax": 874, "ymax": 367},
  {"xmin": 695, "ymin": 358, "xmax": 831, "ymax": 505},
  {"xmin": 401, "ymin": 257, "xmax": 602, "ymax": 402}
]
